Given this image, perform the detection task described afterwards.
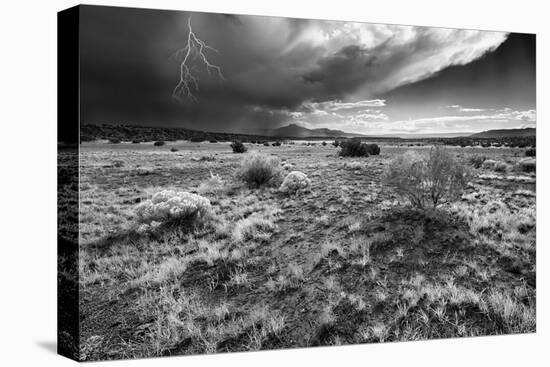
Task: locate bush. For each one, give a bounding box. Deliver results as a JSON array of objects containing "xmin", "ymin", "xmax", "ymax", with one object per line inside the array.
[
  {"xmin": 339, "ymin": 139, "xmax": 369, "ymax": 157},
  {"xmin": 494, "ymin": 161, "xmax": 509, "ymax": 173},
  {"xmin": 383, "ymin": 147, "xmax": 471, "ymax": 209},
  {"xmin": 154, "ymin": 141, "xmax": 165, "ymax": 146},
  {"xmin": 365, "ymin": 143, "xmax": 380, "ymax": 155},
  {"xmin": 108, "ymin": 138, "xmax": 121, "ymax": 144},
  {"xmin": 525, "ymin": 148, "xmax": 536, "ymax": 157},
  {"xmin": 209, "ymin": 140, "xmax": 218, "ymax": 143},
  {"xmin": 236, "ymin": 154, "xmax": 282, "ymax": 188},
  {"xmin": 468, "ymin": 155, "xmax": 487, "ymax": 169},
  {"xmin": 190, "ymin": 136, "xmax": 205, "ymax": 142},
  {"xmin": 279, "ymin": 171, "xmax": 311, "ymax": 194},
  {"xmin": 170, "ymin": 147, "xmax": 179, "ymax": 152},
  {"xmin": 263, "ymin": 142, "xmax": 270, "ymax": 146},
  {"xmin": 519, "ymin": 158, "xmax": 536, "ymax": 173},
  {"xmin": 272, "ymin": 141, "xmax": 282, "ymax": 147},
  {"xmin": 332, "ymin": 140, "xmax": 340, "ymax": 147},
  {"xmin": 230, "ymin": 141, "xmax": 248, "ymax": 153},
  {"xmin": 322, "ymin": 141, "xmax": 327, "ymax": 146},
  {"xmin": 132, "ymin": 139, "xmax": 142, "ymax": 144},
  {"xmin": 135, "ymin": 190, "xmax": 211, "ymax": 226}
]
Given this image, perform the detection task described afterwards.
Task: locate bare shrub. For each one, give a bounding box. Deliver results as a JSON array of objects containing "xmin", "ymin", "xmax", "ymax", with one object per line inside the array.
[
  {"xmin": 236, "ymin": 154, "xmax": 282, "ymax": 188},
  {"xmin": 279, "ymin": 171, "xmax": 311, "ymax": 194},
  {"xmin": 383, "ymin": 147, "xmax": 471, "ymax": 209},
  {"xmin": 230, "ymin": 141, "xmax": 247, "ymax": 153}
]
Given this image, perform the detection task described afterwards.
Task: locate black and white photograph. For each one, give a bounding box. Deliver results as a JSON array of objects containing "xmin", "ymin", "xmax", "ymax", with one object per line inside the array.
[{"xmin": 56, "ymin": 3, "xmax": 537, "ymax": 363}]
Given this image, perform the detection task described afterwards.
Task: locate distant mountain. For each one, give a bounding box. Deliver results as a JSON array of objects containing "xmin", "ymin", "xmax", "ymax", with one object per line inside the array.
[
  {"xmin": 377, "ymin": 132, "xmax": 475, "ymax": 139},
  {"xmin": 469, "ymin": 128, "xmax": 536, "ymax": 138},
  {"xmin": 269, "ymin": 124, "xmax": 364, "ymax": 138}
]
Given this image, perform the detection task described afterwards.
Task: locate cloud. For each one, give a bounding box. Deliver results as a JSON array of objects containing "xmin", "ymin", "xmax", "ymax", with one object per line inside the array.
[
  {"xmin": 79, "ymin": 6, "xmax": 525, "ymax": 135},
  {"xmin": 447, "ymin": 105, "xmax": 486, "ymax": 112},
  {"xmin": 303, "ymin": 25, "xmax": 508, "ymax": 98},
  {"xmin": 363, "ymin": 108, "xmax": 537, "ymax": 134}
]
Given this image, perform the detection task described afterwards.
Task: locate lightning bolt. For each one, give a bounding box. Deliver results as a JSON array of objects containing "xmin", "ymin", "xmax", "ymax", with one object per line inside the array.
[{"xmin": 172, "ymin": 16, "xmax": 224, "ymax": 102}]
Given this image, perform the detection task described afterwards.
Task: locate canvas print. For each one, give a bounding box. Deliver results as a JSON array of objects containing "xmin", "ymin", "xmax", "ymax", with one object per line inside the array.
[{"xmin": 57, "ymin": 4, "xmax": 536, "ymax": 362}]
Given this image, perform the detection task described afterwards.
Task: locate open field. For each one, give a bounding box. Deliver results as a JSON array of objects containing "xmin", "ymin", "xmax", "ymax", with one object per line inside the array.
[{"xmin": 72, "ymin": 141, "xmax": 536, "ymax": 361}]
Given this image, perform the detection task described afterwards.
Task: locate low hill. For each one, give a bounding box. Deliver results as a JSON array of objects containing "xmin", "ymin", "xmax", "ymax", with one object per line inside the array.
[{"xmin": 470, "ymin": 128, "xmax": 536, "ymax": 138}]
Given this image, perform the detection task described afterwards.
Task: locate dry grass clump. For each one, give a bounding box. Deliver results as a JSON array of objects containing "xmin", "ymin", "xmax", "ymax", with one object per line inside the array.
[
  {"xmin": 481, "ymin": 159, "xmax": 497, "ymax": 169},
  {"xmin": 232, "ymin": 214, "xmax": 277, "ymax": 243},
  {"xmin": 134, "ymin": 190, "xmax": 211, "ymax": 228},
  {"xmin": 384, "ymin": 147, "xmax": 471, "ymax": 209},
  {"xmin": 279, "ymin": 171, "xmax": 311, "ymax": 194},
  {"xmin": 198, "ymin": 171, "xmax": 226, "ymax": 195},
  {"xmin": 236, "ymin": 154, "xmax": 282, "ymax": 188}
]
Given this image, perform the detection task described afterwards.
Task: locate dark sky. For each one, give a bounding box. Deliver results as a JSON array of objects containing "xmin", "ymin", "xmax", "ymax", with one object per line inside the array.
[{"xmin": 79, "ymin": 5, "xmax": 536, "ymax": 135}]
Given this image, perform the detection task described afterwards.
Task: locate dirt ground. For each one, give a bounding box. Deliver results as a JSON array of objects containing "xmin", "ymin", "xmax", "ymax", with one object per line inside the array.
[{"xmin": 73, "ymin": 141, "xmax": 536, "ymax": 361}]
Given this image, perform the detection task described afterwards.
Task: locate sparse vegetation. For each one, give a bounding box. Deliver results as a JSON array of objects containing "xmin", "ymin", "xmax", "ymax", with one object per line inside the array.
[
  {"xmin": 384, "ymin": 147, "xmax": 471, "ymax": 209},
  {"xmin": 75, "ymin": 138, "xmax": 535, "ymax": 361}
]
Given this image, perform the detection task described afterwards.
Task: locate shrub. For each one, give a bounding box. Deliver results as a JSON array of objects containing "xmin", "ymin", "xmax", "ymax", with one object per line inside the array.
[
  {"xmin": 339, "ymin": 139, "xmax": 369, "ymax": 157},
  {"xmin": 190, "ymin": 136, "xmax": 205, "ymax": 142},
  {"xmin": 383, "ymin": 147, "xmax": 471, "ymax": 209},
  {"xmin": 209, "ymin": 140, "xmax": 218, "ymax": 143},
  {"xmin": 519, "ymin": 158, "xmax": 536, "ymax": 173},
  {"xmin": 135, "ymin": 190, "xmax": 211, "ymax": 226},
  {"xmin": 230, "ymin": 141, "xmax": 248, "ymax": 153},
  {"xmin": 468, "ymin": 155, "xmax": 487, "ymax": 169},
  {"xmin": 263, "ymin": 142, "xmax": 270, "ymax": 146},
  {"xmin": 322, "ymin": 141, "xmax": 327, "ymax": 146},
  {"xmin": 170, "ymin": 147, "xmax": 179, "ymax": 152},
  {"xmin": 272, "ymin": 141, "xmax": 282, "ymax": 147},
  {"xmin": 494, "ymin": 161, "xmax": 509, "ymax": 173},
  {"xmin": 236, "ymin": 154, "xmax": 282, "ymax": 188},
  {"xmin": 154, "ymin": 141, "xmax": 165, "ymax": 146},
  {"xmin": 525, "ymin": 148, "xmax": 536, "ymax": 157},
  {"xmin": 280, "ymin": 171, "xmax": 311, "ymax": 194},
  {"xmin": 332, "ymin": 140, "xmax": 341, "ymax": 147},
  {"xmin": 108, "ymin": 138, "xmax": 121, "ymax": 144},
  {"xmin": 132, "ymin": 139, "xmax": 142, "ymax": 144},
  {"xmin": 365, "ymin": 144, "xmax": 381, "ymax": 155}
]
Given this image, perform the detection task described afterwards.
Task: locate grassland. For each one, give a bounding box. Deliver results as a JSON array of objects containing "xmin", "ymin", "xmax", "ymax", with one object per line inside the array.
[{"xmin": 74, "ymin": 141, "xmax": 536, "ymax": 361}]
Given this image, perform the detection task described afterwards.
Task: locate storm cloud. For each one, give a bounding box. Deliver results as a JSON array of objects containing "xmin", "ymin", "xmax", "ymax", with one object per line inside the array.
[{"xmin": 79, "ymin": 5, "xmax": 535, "ymax": 135}]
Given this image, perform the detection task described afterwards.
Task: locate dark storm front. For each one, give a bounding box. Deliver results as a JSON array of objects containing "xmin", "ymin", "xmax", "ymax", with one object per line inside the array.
[{"xmin": 59, "ymin": 4, "xmax": 536, "ymax": 362}]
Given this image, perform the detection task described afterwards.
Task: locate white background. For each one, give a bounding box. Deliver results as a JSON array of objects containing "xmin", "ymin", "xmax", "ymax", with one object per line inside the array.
[{"xmin": 0, "ymin": 0, "xmax": 547, "ymax": 365}]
